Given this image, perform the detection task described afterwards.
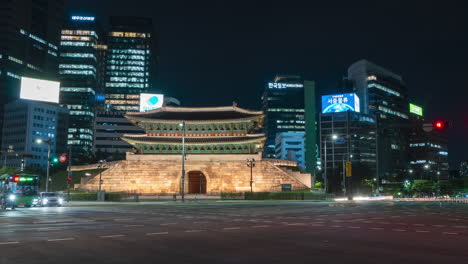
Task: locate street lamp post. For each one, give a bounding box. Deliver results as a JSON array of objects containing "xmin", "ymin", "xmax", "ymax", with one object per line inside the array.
[
  {"xmin": 36, "ymin": 139, "xmax": 52, "ymax": 192},
  {"xmin": 179, "ymin": 122, "xmax": 186, "ymax": 202},
  {"xmin": 97, "ymin": 160, "xmax": 106, "ymax": 201},
  {"xmin": 323, "ymin": 135, "xmax": 338, "ymax": 193},
  {"xmin": 246, "ymin": 158, "xmax": 256, "ymax": 193}
]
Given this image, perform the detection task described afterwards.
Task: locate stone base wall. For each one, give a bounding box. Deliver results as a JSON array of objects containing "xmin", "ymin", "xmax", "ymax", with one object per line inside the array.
[{"xmin": 77, "ymin": 158, "xmax": 310, "ymax": 194}]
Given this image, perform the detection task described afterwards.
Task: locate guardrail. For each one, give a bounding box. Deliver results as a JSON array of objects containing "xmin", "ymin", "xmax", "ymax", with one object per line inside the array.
[{"xmin": 395, "ymin": 198, "xmax": 468, "ymax": 203}]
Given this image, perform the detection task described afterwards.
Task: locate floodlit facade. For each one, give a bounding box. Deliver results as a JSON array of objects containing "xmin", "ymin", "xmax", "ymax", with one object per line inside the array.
[{"xmin": 275, "ymin": 132, "xmax": 306, "ymax": 170}]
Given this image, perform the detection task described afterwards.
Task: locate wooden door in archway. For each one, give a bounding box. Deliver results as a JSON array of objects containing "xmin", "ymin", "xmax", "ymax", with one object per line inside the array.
[{"xmin": 188, "ymin": 171, "xmax": 207, "ymax": 194}]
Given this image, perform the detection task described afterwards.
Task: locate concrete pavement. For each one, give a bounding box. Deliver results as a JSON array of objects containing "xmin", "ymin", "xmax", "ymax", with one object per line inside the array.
[{"xmin": 0, "ymin": 201, "xmax": 467, "ymax": 263}]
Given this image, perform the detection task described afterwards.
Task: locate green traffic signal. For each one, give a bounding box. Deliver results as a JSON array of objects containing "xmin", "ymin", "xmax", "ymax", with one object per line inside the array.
[{"xmin": 52, "ymin": 157, "xmax": 59, "ymax": 163}]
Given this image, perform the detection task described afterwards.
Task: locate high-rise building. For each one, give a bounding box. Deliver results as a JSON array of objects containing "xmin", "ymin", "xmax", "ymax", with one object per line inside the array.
[
  {"xmin": 104, "ymin": 16, "xmax": 158, "ymax": 112},
  {"xmin": 319, "ymin": 111, "xmax": 377, "ymax": 195},
  {"xmin": 275, "ymin": 132, "xmax": 306, "ymax": 169},
  {"xmin": 59, "ymin": 15, "xmax": 102, "ymax": 163},
  {"xmin": 2, "ymin": 99, "xmax": 69, "ymax": 171},
  {"xmin": 0, "ymin": 0, "xmax": 64, "ymax": 145},
  {"xmin": 261, "ymin": 75, "xmax": 316, "ymax": 173},
  {"xmin": 408, "ymin": 104, "xmax": 449, "ymax": 180},
  {"xmin": 348, "ymin": 59, "xmax": 409, "ymax": 181}
]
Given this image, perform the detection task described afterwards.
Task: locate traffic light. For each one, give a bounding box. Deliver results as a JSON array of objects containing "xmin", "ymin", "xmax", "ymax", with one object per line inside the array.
[
  {"xmin": 433, "ymin": 120, "xmax": 449, "ymax": 131},
  {"xmin": 67, "ymin": 176, "xmax": 72, "ymax": 182},
  {"xmin": 52, "ymin": 157, "xmax": 59, "ymax": 163}
]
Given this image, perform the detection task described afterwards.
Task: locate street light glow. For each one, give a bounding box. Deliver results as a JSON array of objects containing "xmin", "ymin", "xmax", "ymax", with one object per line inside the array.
[
  {"xmin": 36, "ymin": 139, "xmax": 43, "ymax": 144},
  {"xmin": 332, "ymin": 134, "xmax": 338, "ymax": 140}
]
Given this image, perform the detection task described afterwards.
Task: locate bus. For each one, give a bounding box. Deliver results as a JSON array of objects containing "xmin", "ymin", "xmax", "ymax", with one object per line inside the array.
[{"xmin": 0, "ymin": 174, "xmax": 40, "ymax": 207}]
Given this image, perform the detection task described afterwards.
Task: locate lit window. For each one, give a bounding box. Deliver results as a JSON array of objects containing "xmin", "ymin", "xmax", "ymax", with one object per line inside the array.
[
  {"xmin": 8, "ymin": 56, "xmax": 23, "ymax": 64},
  {"xmin": 368, "ymin": 83, "xmax": 401, "ymax": 97}
]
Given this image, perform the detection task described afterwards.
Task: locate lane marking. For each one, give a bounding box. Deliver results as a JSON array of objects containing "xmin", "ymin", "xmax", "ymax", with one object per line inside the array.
[
  {"xmin": 455, "ymin": 226, "xmax": 467, "ymax": 228},
  {"xmin": 348, "ymin": 226, "xmax": 361, "ymax": 229},
  {"xmin": 413, "ymin": 224, "xmax": 425, "ymax": 226},
  {"xmin": 160, "ymin": 223, "xmax": 177, "ymax": 226},
  {"xmin": 124, "ymin": 225, "xmax": 144, "ymax": 227},
  {"xmin": 416, "ymin": 230, "xmax": 430, "ymax": 233},
  {"xmin": 432, "ymin": 225, "xmax": 446, "ymax": 227},
  {"xmin": 0, "ymin": 241, "xmax": 19, "ymax": 245},
  {"xmin": 331, "ymin": 225, "xmax": 341, "ymax": 228},
  {"xmin": 47, "ymin": 238, "xmax": 75, "ymax": 242},
  {"xmin": 185, "ymin": 230, "xmax": 204, "ymax": 233},
  {"xmin": 194, "ymin": 221, "xmax": 209, "ymax": 224},
  {"xmin": 370, "ymin": 228, "xmax": 384, "ymax": 230},
  {"xmin": 443, "ymin": 232, "xmax": 459, "ymax": 235},
  {"xmin": 223, "ymin": 227, "xmax": 241, "ymax": 230},
  {"xmin": 100, "ymin": 235, "xmax": 125, "ymax": 238},
  {"xmin": 286, "ymin": 223, "xmax": 306, "ymax": 226},
  {"xmin": 146, "ymin": 232, "xmax": 168, "ymax": 236},
  {"xmin": 36, "ymin": 228, "xmax": 61, "ymax": 232},
  {"xmin": 392, "ymin": 229, "xmax": 406, "ymax": 232},
  {"xmin": 114, "ymin": 218, "xmax": 134, "ymax": 221},
  {"xmin": 252, "ymin": 225, "xmax": 270, "ymax": 228}
]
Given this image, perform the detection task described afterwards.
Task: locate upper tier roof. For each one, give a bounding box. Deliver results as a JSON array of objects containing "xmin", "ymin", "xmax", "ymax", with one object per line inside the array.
[{"xmin": 125, "ymin": 106, "xmax": 263, "ymax": 121}]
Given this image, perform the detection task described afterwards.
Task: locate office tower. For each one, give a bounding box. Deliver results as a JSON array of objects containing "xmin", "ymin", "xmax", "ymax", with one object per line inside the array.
[
  {"xmin": 348, "ymin": 59, "xmax": 409, "ymax": 181},
  {"xmin": 0, "ymin": 0, "xmax": 64, "ymax": 147},
  {"xmin": 319, "ymin": 110, "xmax": 377, "ymax": 195},
  {"xmin": 2, "ymin": 100, "xmax": 69, "ymax": 171},
  {"xmin": 59, "ymin": 15, "xmax": 102, "ymax": 163},
  {"xmin": 261, "ymin": 75, "xmax": 316, "ymax": 173},
  {"xmin": 408, "ymin": 104, "xmax": 449, "ymax": 180},
  {"xmin": 275, "ymin": 132, "xmax": 306, "ymax": 169},
  {"xmin": 104, "ymin": 16, "xmax": 158, "ymax": 111}
]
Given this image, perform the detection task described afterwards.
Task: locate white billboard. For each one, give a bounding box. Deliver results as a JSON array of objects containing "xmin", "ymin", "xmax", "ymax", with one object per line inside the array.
[
  {"xmin": 140, "ymin": 93, "xmax": 164, "ymax": 112},
  {"xmin": 20, "ymin": 77, "xmax": 60, "ymax": 103}
]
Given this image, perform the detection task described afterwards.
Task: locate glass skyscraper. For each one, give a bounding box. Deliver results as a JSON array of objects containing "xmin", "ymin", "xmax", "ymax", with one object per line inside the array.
[
  {"xmin": 104, "ymin": 16, "xmax": 158, "ymax": 112},
  {"xmin": 261, "ymin": 75, "xmax": 316, "ymax": 173},
  {"xmin": 58, "ymin": 15, "xmax": 101, "ymax": 163},
  {"xmin": 348, "ymin": 59, "xmax": 410, "ymax": 181}
]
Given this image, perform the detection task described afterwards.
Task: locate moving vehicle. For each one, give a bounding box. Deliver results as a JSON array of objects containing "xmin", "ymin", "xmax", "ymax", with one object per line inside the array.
[
  {"xmin": 0, "ymin": 174, "xmax": 39, "ymax": 208},
  {"xmin": 0, "ymin": 193, "xmax": 16, "ymax": 210},
  {"xmin": 37, "ymin": 192, "xmax": 64, "ymax": 207}
]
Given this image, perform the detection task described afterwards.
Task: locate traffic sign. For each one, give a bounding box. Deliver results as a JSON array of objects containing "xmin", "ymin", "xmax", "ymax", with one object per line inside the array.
[
  {"xmin": 59, "ymin": 154, "xmax": 68, "ymax": 163},
  {"xmin": 346, "ymin": 161, "xmax": 352, "ymax": 177}
]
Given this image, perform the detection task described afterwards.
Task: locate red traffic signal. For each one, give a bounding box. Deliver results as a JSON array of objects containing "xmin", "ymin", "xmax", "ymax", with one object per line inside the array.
[
  {"xmin": 59, "ymin": 154, "xmax": 68, "ymax": 163},
  {"xmin": 433, "ymin": 120, "xmax": 448, "ymax": 131},
  {"xmin": 67, "ymin": 176, "xmax": 72, "ymax": 181}
]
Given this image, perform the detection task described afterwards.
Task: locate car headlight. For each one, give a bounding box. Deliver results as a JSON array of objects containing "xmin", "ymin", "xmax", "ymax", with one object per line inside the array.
[
  {"xmin": 43, "ymin": 198, "xmax": 49, "ymax": 204},
  {"xmin": 58, "ymin": 198, "xmax": 64, "ymax": 204},
  {"xmin": 8, "ymin": 195, "xmax": 16, "ymax": 201}
]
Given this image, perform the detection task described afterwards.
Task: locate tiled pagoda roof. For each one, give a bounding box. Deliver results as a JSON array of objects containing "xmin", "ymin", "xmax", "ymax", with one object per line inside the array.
[
  {"xmin": 125, "ymin": 106, "xmax": 263, "ymax": 122},
  {"xmin": 122, "ymin": 134, "xmax": 266, "ymax": 145}
]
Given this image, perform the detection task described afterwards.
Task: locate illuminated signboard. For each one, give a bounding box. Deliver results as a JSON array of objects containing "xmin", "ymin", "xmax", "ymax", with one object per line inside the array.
[
  {"xmin": 322, "ymin": 93, "xmax": 360, "ymax": 113},
  {"xmin": 139, "ymin": 93, "xmax": 164, "ymax": 112},
  {"xmin": 268, "ymin": 82, "xmax": 304, "ymax": 89},
  {"xmin": 20, "ymin": 77, "xmax": 60, "ymax": 104},
  {"xmin": 71, "ymin": 16, "xmax": 95, "ymax": 21},
  {"xmin": 409, "ymin": 103, "xmax": 423, "ymax": 116}
]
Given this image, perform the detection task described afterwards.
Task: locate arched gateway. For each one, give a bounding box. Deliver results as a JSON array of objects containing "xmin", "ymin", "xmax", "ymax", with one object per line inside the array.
[
  {"xmin": 71, "ymin": 105, "xmax": 311, "ymax": 194},
  {"xmin": 188, "ymin": 171, "xmax": 207, "ymax": 194}
]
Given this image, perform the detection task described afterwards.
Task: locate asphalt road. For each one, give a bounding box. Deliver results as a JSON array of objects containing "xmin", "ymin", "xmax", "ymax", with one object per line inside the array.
[{"xmin": 0, "ymin": 201, "xmax": 467, "ymax": 264}]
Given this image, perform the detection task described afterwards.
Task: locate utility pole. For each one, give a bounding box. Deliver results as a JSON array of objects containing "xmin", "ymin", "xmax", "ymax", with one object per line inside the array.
[
  {"xmin": 67, "ymin": 145, "xmax": 72, "ymax": 202},
  {"xmin": 180, "ymin": 122, "xmax": 186, "ymax": 202}
]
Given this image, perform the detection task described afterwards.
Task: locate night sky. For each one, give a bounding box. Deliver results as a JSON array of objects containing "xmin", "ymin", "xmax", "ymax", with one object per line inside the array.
[{"xmin": 65, "ymin": 0, "xmax": 468, "ymax": 168}]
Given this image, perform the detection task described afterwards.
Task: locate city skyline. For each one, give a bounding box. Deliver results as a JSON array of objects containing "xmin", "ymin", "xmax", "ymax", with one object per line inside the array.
[{"xmin": 64, "ymin": 0, "xmax": 468, "ymax": 168}]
